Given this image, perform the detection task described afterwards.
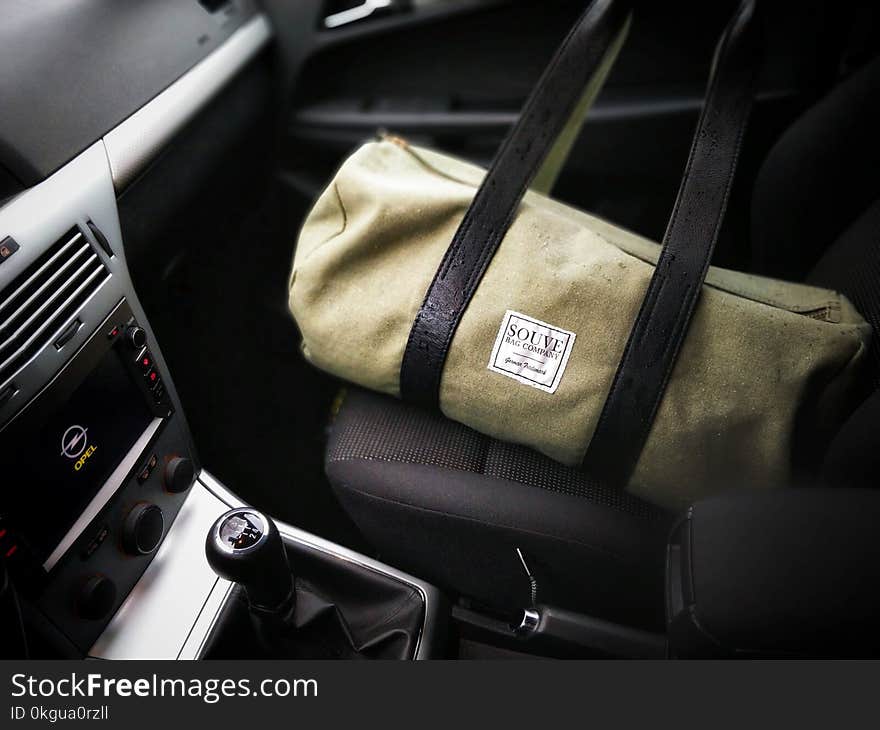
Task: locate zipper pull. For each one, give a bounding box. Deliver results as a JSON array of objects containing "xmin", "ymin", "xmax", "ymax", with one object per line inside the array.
[{"xmin": 378, "ymin": 130, "xmax": 410, "ymax": 148}]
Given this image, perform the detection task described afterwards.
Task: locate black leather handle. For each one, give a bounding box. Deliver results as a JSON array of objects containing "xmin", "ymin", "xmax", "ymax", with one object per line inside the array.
[
  {"xmin": 399, "ymin": 0, "xmax": 632, "ymax": 408},
  {"xmin": 399, "ymin": 0, "xmax": 761, "ymax": 493},
  {"xmin": 581, "ymin": 0, "xmax": 761, "ymax": 487}
]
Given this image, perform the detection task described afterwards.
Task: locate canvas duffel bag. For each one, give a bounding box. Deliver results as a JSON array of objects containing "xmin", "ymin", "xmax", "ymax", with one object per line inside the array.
[{"xmin": 289, "ymin": 0, "xmax": 871, "ymax": 510}]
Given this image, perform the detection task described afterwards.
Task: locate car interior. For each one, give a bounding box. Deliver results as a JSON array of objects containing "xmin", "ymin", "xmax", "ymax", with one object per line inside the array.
[{"xmin": 1, "ymin": 0, "xmax": 879, "ymax": 660}]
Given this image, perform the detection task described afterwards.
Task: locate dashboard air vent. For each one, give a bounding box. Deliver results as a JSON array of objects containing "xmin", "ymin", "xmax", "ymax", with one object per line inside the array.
[{"xmin": 0, "ymin": 228, "xmax": 111, "ymax": 387}]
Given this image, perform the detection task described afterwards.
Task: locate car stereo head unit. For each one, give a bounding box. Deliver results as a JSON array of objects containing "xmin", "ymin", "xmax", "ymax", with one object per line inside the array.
[{"xmin": 0, "ymin": 298, "xmax": 196, "ymax": 653}]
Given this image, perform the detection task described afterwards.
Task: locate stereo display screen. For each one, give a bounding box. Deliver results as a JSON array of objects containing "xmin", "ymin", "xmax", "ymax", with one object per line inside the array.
[{"xmin": 3, "ymin": 348, "xmax": 154, "ymax": 565}]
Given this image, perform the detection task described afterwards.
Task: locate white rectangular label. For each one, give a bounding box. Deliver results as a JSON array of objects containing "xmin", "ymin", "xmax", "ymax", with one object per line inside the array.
[{"xmin": 487, "ymin": 310, "xmax": 576, "ymax": 394}]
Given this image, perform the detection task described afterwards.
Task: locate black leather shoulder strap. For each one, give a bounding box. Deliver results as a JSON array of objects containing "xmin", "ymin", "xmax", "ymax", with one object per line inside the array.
[
  {"xmin": 581, "ymin": 0, "xmax": 761, "ymax": 487},
  {"xmin": 399, "ymin": 0, "xmax": 632, "ymax": 407}
]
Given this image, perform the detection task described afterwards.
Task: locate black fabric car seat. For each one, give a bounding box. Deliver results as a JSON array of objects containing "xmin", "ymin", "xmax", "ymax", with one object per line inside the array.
[{"xmin": 324, "ymin": 56, "xmax": 880, "ymax": 630}]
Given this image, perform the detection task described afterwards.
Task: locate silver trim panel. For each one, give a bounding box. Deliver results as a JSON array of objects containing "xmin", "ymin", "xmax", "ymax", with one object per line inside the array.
[
  {"xmin": 179, "ymin": 580, "xmax": 234, "ymax": 661},
  {"xmin": 103, "ymin": 13, "xmax": 272, "ymax": 192},
  {"xmin": 44, "ymin": 417, "xmax": 163, "ymax": 571},
  {"xmin": 90, "ymin": 472, "xmax": 445, "ymax": 660},
  {"xmin": 200, "ymin": 471, "xmax": 445, "ymax": 660},
  {"xmin": 89, "ymin": 482, "xmax": 232, "ymax": 660},
  {"xmin": 324, "ymin": 0, "xmax": 393, "ymax": 29}
]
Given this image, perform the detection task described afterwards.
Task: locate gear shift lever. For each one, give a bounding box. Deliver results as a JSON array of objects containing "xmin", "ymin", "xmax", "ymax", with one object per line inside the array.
[{"xmin": 206, "ymin": 509, "xmax": 295, "ymax": 618}]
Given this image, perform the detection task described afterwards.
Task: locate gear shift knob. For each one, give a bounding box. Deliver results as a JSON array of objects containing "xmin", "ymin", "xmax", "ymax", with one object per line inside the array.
[{"xmin": 206, "ymin": 508, "xmax": 295, "ymax": 611}]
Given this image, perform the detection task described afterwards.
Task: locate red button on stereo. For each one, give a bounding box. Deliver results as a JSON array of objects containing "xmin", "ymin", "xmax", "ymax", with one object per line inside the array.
[{"xmin": 136, "ymin": 349, "xmax": 154, "ymax": 372}]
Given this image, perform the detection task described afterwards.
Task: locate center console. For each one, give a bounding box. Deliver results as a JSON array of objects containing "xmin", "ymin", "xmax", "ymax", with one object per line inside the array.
[
  {"xmin": 2, "ymin": 298, "xmax": 197, "ymax": 652},
  {"xmin": 0, "ymin": 142, "xmax": 200, "ymax": 655},
  {"xmin": 0, "ymin": 126, "xmax": 443, "ymax": 661}
]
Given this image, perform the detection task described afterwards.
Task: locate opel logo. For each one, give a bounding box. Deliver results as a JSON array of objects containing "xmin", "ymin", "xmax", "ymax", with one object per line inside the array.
[{"xmin": 60, "ymin": 425, "xmax": 89, "ymax": 459}]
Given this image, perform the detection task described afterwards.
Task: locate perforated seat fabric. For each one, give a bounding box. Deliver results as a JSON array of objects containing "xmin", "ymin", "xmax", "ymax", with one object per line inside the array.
[
  {"xmin": 329, "ymin": 390, "xmax": 661, "ymax": 517},
  {"xmin": 324, "ymin": 56, "xmax": 880, "ymax": 630},
  {"xmin": 326, "ymin": 388, "xmax": 672, "ymax": 628}
]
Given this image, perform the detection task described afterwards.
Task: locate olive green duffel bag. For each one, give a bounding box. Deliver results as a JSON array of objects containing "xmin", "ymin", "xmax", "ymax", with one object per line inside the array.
[{"xmin": 288, "ymin": 0, "xmax": 871, "ymax": 510}]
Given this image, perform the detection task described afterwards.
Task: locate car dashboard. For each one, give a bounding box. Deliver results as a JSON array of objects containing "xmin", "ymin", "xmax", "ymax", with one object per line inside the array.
[{"xmin": 0, "ymin": 0, "xmax": 443, "ymax": 660}]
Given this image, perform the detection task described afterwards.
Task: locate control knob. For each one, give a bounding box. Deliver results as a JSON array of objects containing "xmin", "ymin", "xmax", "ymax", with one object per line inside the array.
[
  {"xmin": 126, "ymin": 326, "xmax": 147, "ymax": 350},
  {"xmin": 164, "ymin": 457, "xmax": 194, "ymax": 494},
  {"xmin": 75, "ymin": 575, "xmax": 116, "ymax": 620},
  {"xmin": 122, "ymin": 503, "xmax": 164, "ymax": 555}
]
